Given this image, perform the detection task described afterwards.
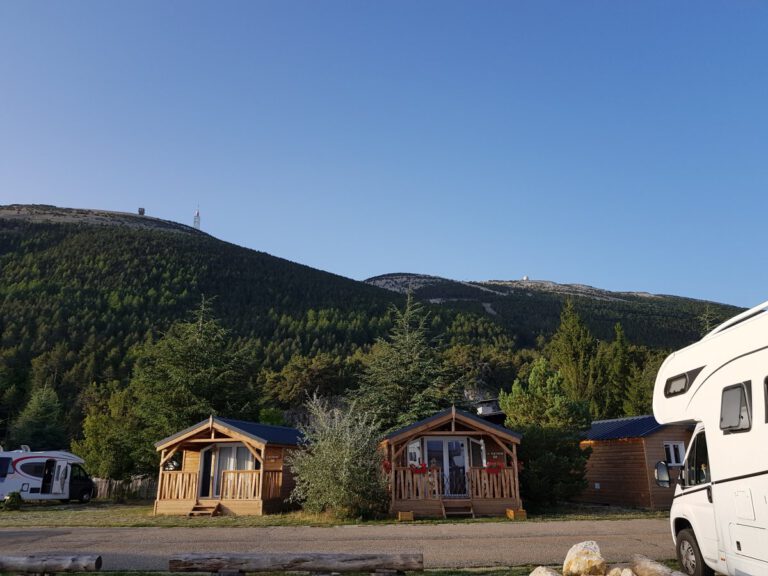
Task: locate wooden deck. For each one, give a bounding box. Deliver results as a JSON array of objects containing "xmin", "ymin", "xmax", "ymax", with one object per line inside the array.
[
  {"xmin": 154, "ymin": 470, "xmax": 286, "ymax": 516},
  {"xmin": 391, "ymin": 466, "xmax": 521, "ymax": 517}
]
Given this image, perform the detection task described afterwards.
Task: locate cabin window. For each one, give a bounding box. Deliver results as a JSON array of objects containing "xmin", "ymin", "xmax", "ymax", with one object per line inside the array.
[
  {"xmin": 684, "ymin": 432, "xmax": 710, "ymax": 486},
  {"xmin": 0, "ymin": 457, "xmax": 10, "ymax": 478},
  {"xmin": 407, "ymin": 440, "xmax": 422, "ymax": 466},
  {"xmin": 720, "ymin": 381, "xmax": 752, "ymax": 433},
  {"xmin": 663, "ymin": 441, "xmax": 685, "ymax": 467}
]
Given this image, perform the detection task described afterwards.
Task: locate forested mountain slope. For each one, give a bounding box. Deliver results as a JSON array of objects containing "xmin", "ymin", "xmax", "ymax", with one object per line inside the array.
[
  {"xmin": 0, "ymin": 205, "xmax": 742, "ymax": 453},
  {"xmin": 0, "ymin": 205, "xmax": 401, "ymax": 438},
  {"xmin": 366, "ymin": 273, "xmax": 742, "ymax": 349}
]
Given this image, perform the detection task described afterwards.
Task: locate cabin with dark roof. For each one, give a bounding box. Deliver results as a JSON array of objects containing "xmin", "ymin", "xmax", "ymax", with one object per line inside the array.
[
  {"xmin": 153, "ymin": 416, "xmax": 301, "ymax": 516},
  {"xmin": 380, "ymin": 407, "xmax": 524, "ymax": 518},
  {"xmin": 576, "ymin": 415, "xmax": 692, "ymax": 510}
]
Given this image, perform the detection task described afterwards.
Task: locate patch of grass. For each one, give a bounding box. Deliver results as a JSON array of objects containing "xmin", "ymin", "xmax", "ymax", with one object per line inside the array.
[{"xmin": 0, "ymin": 500, "xmax": 667, "ymax": 528}]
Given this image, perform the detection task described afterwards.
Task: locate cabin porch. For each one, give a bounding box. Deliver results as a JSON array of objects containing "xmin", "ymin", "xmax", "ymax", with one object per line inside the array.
[
  {"xmin": 381, "ymin": 407, "xmax": 524, "ymax": 518},
  {"xmin": 153, "ymin": 416, "xmax": 300, "ymax": 516}
]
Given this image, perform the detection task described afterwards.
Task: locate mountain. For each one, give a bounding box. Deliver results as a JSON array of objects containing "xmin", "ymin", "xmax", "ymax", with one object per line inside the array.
[
  {"xmin": 365, "ymin": 273, "xmax": 742, "ymax": 349},
  {"xmin": 0, "ymin": 204, "xmax": 742, "ymax": 446},
  {"xmin": 0, "ymin": 205, "xmax": 405, "ymax": 436}
]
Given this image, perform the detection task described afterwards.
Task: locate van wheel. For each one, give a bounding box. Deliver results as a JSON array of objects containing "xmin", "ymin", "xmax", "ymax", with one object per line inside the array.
[
  {"xmin": 78, "ymin": 489, "xmax": 92, "ymax": 504},
  {"xmin": 676, "ymin": 529, "xmax": 714, "ymax": 576}
]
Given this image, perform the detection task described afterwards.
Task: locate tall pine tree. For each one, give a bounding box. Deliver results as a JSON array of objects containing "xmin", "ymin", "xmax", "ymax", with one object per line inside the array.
[{"xmin": 354, "ymin": 293, "xmax": 463, "ymax": 431}]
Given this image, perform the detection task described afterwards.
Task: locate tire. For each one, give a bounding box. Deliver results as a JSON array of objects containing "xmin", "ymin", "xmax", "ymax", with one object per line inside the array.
[
  {"xmin": 78, "ymin": 489, "xmax": 92, "ymax": 504},
  {"xmin": 676, "ymin": 528, "xmax": 715, "ymax": 576}
]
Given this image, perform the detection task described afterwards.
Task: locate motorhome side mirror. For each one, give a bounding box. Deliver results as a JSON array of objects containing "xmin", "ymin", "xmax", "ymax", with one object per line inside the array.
[{"xmin": 655, "ymin": 461, "xmax": 671, "ymax": 488}]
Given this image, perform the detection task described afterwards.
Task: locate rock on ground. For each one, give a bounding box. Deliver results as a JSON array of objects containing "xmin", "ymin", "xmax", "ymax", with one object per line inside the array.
[
  {"xmin": 631, "ymin": 555, "xmax": 686, "ymax": 576},
  {"xmin": 530, "ymin": 567, "xmax": 561, "ymax": 576},
  {"xmin": 563, "ymin": 541, "xmax": 607, "ymax": 576}
]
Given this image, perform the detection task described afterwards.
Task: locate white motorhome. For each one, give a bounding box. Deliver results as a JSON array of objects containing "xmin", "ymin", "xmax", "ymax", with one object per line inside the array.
[
  {"xmin": 653, "ymin": 300, "xmax": 768, "ymax": 576},
  {"xmin": 0, "ymin": 447, "xmax": 95, "ymax": 503}
]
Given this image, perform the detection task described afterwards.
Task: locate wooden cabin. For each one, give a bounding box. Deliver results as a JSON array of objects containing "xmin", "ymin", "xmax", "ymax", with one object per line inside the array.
[
  {"xmin": 380, "ymin": 407, "xmax": 523, "ymax": 518},
  {"xmin": 153, "ymin": 416, "xmax": 301, "ymax": 516},
  {"xmin": 577, "ymin": 415, "xmax": 692, "ymax": 510}
]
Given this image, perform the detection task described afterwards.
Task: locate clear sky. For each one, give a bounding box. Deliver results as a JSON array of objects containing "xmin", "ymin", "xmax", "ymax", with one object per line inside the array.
[{"xmin": 1, "ymin": 2, "xmax": 766, "ymax": 307}]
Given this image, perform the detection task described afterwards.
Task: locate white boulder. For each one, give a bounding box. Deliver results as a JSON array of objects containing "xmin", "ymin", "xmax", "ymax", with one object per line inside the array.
[{"xmin": 563, "ymin": 541, "xmax": 607, "ymax": 576}]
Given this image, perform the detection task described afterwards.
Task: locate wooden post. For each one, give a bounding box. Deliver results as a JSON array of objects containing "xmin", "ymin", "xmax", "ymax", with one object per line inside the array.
[
  {"xmin": 511, "ymin": 443, "xmax": 521, "ymax": 507},
  {"xmin": 0, "ymin": 555, "xmax": 102, "ymax": 572},
  {"xmin": 389, "ymin": 443, "xmax": 396, "ymax": 512},
  {"xmin": 169, "ymin": 553, "xmax": 423, "ymax": 573}
]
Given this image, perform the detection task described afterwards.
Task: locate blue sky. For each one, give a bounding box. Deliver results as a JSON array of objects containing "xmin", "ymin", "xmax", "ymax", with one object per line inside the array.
[{"xmin": 1, "ymin": 2, "xmax": 766, "ymax": 307}]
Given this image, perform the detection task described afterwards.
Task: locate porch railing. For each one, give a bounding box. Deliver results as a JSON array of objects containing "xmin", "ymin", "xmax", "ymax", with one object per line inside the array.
[
  {"xmin": 393, "ymin": 467, "xmax": 443, "ymax": 500},
  {"xmin": 393, "ymin": 466, "xmax": 517, "ymax": 501},
  {"xmin": 469, "ymin": 467, "xmax": 517, "ymax": 500},
  {"xmin": 157, "ymin": 471, "xmax": 198, "ymax": 501},
  {"xmin": 158, "ymin": 470, "xmax": 285, "ymax": 501},
  {"xmin": 221, "ymin": 470, "xmax": 262, "ymax": 500}
]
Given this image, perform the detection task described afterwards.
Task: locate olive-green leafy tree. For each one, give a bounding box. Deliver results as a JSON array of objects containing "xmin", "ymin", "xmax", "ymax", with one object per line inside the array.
[{"xmin": 286, "ymin": 396, "xmax": 387, "ymax": 518}]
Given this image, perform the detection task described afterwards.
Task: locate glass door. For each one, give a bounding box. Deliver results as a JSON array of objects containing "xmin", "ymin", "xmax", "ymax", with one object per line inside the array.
[{"xmin": 424, "ymin": 438, "xmax": 468, "ymax": 497}]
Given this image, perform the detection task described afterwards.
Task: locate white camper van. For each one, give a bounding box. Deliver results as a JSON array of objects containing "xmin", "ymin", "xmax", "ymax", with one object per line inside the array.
[
  {"xmin": 0, "ymin": 447, "xmax": 95, "ymax": 503},
  {"xmin": 653, "ymin": 301, "xmax": 768, "ymax": 576}
]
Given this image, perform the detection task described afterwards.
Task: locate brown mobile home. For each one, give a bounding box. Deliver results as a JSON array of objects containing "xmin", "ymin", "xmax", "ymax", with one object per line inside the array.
[
  {"xmin": 578, "ymin": 415, "xmax": 692, "ymax": 510},
  {"xmin": 154, "ymin": 416, "xmax": 301, "ymax": 516},
  {"xmin": 380, "ymin": 407, "xmax": 524, "ymax": 518}
]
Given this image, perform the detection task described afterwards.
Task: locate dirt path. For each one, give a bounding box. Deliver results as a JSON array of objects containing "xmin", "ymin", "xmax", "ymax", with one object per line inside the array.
[{"xmin": 0, "ymin": 519, "xmax": 673, "ymax": 571}]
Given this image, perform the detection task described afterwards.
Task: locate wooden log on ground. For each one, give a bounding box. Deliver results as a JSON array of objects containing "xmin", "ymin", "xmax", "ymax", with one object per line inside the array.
[
  {"xmin": 0, "ymin": 554, "xmax": 102, "ymax": 572},
  {"xmin": 169, "ymin": 553, "xmax": 424, "ymax": 573}
]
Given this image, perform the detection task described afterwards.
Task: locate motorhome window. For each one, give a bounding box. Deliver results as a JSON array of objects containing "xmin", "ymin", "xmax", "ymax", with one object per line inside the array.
[
  {"xmin": 664, "ymin": 367, "xmax": 705, "ymax": 398},
  {"xmin": 19, "ymin": 462, "xmax": 44, "ymax": 478},
  {"xmin": 720, "ymin": 381, "xmax": 752, "ymax": 433},
  {"xmin": 0, "ymin": 457, "xmax": 10, "ymax": 478},
  {"xmin": 684, "ymin": 433, "xmax": 710, "ymax": 486},
  {"xmin": 663, "ymin": 441, "xmax": 685, "ymax": 466},
  {"xmin": 71, "ymin": 464, "xmax": 86, "ymax": 479}
]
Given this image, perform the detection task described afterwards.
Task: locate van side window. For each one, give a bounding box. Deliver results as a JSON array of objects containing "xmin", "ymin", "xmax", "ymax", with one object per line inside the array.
[
  {"xmin": 720, "ymin": 381, "xmax": 752, "ymax": 433},
  {"xmin": 684, "ymin": 432, "xmax": 710, "ymax": 486},
  {"xmin": 20, "ymin": 462, "xmax": 45, "ymax": 478},
  {"xmin": 0, "ymin": 457, "xmax": 10, "ymax": 478}
]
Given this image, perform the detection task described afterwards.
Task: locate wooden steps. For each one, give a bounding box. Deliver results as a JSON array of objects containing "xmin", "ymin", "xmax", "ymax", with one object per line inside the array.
[
  {"xmin": 187, "ymin": 502, "xmax": 221, "ymax": 517},
  {"xmin": 442, "ymin": 499, "xmax": 474, "ymax": 519}
]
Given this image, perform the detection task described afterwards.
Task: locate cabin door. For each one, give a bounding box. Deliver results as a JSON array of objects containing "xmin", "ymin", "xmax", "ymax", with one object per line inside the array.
[{"xmin": 425, "ymin": 438, "xmax": 468, "ymax": 497}]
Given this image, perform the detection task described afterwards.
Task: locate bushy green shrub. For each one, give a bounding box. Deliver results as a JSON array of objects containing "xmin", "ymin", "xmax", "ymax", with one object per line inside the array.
[
  {"xmin": 3, "ymin": 492, "xmax": 23, "ymax": 511},
  {"xmin": 287, "ymin": 396, "xmax": 387, "ymax": 519}
]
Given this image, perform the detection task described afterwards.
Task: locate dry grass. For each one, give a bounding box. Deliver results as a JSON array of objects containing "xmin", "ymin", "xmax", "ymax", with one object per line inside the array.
[{"xmin": 1, "ymin": 500, "xmax": 666, "ymax": 528}]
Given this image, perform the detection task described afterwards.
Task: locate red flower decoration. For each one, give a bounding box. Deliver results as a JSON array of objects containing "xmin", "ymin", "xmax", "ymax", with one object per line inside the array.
[
  {"xmin": 486, "ymin": 459, "xmax": 503, "ymax": 475},
  {"xmin": 409, "ymin": 462, "xmax": 427, "ymax": 474},
  {"xmin": 382, "ymin": 460, "xmax": 392, "ymax": 473}
]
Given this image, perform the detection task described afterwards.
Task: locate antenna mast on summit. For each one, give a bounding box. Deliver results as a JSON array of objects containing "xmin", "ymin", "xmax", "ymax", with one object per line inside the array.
[{"xmin": 194, "ymin": 206, "xmax": 201, "ymax": 230}]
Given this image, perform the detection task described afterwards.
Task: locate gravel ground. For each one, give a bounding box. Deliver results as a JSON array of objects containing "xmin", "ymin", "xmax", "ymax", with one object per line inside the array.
[{"xmin": 0, "ymin": 519, "xmax": 674, "ymax": 571}]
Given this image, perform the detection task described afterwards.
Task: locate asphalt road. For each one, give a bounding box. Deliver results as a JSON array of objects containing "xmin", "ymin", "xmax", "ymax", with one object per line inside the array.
[{"xmin": 0, "ymin": 519, "xmax": 674, "ymax": 571}]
